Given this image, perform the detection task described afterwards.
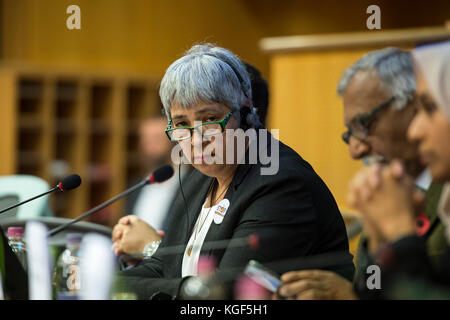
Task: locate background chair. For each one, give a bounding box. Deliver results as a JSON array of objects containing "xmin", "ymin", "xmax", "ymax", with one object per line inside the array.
[{"xmin": 0, "ymin": 175, "xmax": 53, "ymax": 219}]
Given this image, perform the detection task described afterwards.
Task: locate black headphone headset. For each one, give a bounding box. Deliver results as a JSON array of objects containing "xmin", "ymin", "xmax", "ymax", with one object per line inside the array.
[
  {"xmin": 200, "ymin": 53, "xmax": 261, "ymax": 130},
  {"xmin": 164, "ymin": 53, "xmax": 261, "ymax": 130}
]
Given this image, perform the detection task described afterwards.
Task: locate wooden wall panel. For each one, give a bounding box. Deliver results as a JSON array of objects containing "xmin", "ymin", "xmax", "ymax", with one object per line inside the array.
[
  {"xmin": 0, "ymin": 71, "xmax": 17, "ymax": 175},
  {"xmin": 268, "ymin": 49, "xmax": 375, "ymax": 212}
]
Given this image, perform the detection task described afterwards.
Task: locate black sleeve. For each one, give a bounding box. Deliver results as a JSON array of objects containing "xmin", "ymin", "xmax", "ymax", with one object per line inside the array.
[
  {"xmin": 354, "ymin": 232, "xmax": 376, "ymax": 280},
  {"xmin": 375, "ymin": 235, "xmax": 432, "ymax": 275},
  {"xmin": 355, "ymin": 235, "xmax": 448, "ymax": 299},
  {"xmin": 1, "ymin": 231, "xmax": 28, "ymax": 299},
  {"xmin": 212, "ymin": 167, "xmax": 352, "ymax": 295},
  {"xmin": 435, "ymin": 245, "xmax": 450, "ymax": 284},
  {"xmin": 218, "ymin": 169, "xmax": 318, "ymax": 270},
  {"xmin": 113, "ymin": 237, "xmax": 187, "ymax": 299}
]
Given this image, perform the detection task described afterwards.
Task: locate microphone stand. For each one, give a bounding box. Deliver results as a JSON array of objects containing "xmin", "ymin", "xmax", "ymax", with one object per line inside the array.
[
  {"xmin": 47, "ymin": 180, "xmax": 147, "ymax": 237},
  {"xmin": 0, "ymin": 186, "xmax": 59, "ymax": 216}
]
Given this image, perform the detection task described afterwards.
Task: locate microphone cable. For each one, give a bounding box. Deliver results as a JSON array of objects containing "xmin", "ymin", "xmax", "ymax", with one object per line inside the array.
[{"xmin": 178, "ymin": 163, "xmax": 190, "ymax": 243}]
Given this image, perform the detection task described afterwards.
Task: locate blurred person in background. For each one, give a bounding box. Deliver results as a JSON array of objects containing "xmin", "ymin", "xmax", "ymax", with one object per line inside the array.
[
  {"xmin": 125, "ymin": 115, "xmax": 185, "ymax": 232},
  {"xmin": 112, "ymin": 61, "xmax": 270, "ymax": 267},
  {"xmin": 112, "ymin": 43, "xmax": 352, "ymax": 299},
  {"xmin": 275, "ymin": 48, "xmax": 447, "ymax": 300},
  {"xmin": 245, "ymin": 62, "xmax": 269, "ymax": 127},
  {"xmin": 113, "ymin": 115, "xmax": 191, "ymax": 264},
  {"xmin": 347, "ymin": 41, "xmax": 450, "ymax": 299}
]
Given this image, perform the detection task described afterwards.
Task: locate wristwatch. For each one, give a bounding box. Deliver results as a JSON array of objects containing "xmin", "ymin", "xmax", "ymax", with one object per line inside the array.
[{"xmin": 142, "ymin": 240, "xmax": 162, "ymax": 259}]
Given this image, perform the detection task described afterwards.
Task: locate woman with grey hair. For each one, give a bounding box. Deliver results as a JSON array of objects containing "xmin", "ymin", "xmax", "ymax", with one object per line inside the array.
[{"xmin": 113, "ymin": 44, "xmax": 352, "ymax": 299}]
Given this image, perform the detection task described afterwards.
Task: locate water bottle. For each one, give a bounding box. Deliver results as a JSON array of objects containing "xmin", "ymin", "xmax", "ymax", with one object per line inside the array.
[
  {"xmin": 180, "ymin": 255, "xmax": 226, "ymax": 299},
  {"xmin": 234, "ymin": 275, "xmax": 271, "ymax": 300},
  {"xmin": 7, "ymin": 227, "xmax": 27, "ymax": 271},
  {"xmin": 53, "ymin": 233, "xmax": 83, "ymax": 300}
]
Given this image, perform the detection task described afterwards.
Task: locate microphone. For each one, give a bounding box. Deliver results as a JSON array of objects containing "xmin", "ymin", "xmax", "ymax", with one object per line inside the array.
[
  {"xmin": 57, "ymin": 174, "xmax": 82, "ymax": 191},
  {"xmin": 0, "ymin": 174, "xmax": 82, "ymax": 216},
  {"xmin": 47, "ymin": 165, "xmax": 174, "ymax": 237},
  {"xmin": 147, "ymin": 165, "xmax": 174, "ymax": 184}
]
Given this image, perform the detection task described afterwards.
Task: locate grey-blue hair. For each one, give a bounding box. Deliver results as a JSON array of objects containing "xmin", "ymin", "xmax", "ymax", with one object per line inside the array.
[
  {"xmin": 160, "ymin": 44, "xmax": 261, "ymax": 127},
  {"xmin": 337, "ymin": 47, "xmax": 416, "ymax": 110}
]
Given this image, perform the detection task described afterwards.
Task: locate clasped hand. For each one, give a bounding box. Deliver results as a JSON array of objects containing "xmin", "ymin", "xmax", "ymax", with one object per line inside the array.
[
  {"xmin": 111, "ymin": 215, "xmax": 164, "ymax": 264},
  {"xmin": 347, "ymin": 160, "xmax": 422, "ymax": 253}
]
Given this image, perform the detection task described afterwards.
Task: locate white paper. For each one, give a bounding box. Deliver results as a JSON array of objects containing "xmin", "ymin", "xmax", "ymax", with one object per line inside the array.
[
  {"xmin": 0, "ymin": 271, "xmax": 4, "ymax": 300},
  {"xmin": 25, "ymin": 221, "xmax": 52, "ymax": 300},
  {"xmin": 79, "ymin": 233, "xmax": 115, "ymax": 300}
]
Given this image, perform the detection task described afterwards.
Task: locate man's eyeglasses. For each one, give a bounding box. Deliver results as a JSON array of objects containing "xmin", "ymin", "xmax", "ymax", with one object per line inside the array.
[
  {"xmin": 165, "ymin": 111, "xmax": 234, "ymax": 141},
  {"xmin": 342, "ymin": 96, "xmax": 396, "ymax": 144}
]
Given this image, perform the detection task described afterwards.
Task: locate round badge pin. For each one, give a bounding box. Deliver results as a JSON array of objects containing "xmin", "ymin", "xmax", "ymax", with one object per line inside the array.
[{"xmin": 213, "ymin": 199, "xmax": 230, "ymax": 224}]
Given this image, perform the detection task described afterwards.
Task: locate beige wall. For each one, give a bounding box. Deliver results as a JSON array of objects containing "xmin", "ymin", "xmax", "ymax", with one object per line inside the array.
[
  {"xmin": 2, "ymin": 0, "xmax": 449, "ymax": 78},
  {"xmin": 1, "ymin": 0, "xmax": 448, "ymax": 224},
  {"xmin": 1, "ymin": 0, "xmax": 267, "ymax": 76}
]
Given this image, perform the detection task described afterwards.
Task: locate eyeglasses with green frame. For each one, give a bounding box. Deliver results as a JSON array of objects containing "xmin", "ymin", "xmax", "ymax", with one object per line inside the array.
[
  {"xmin": 342, "ymin": 96, "xmax": 396, "ymax": 144},
  {"xmin": 165, "ymin": 111, "xmax": 234, "ymax": 141}
]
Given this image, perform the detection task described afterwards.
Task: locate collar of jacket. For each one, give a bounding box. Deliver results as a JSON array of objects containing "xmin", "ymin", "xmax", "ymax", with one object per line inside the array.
[
  {"xmin": 424, "ymin": 181, "xmax": 444, "ymax": 223},
  {"xmin": 228, "ymin": 128, "xmax": 273, "ymax": 191},
  {"xmin": 183, "ymin": 129, "xmax": 273, "ymax": 238}
]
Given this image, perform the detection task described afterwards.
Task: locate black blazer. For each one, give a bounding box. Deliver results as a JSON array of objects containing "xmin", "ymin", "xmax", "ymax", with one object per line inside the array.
[{"xmin": 116, "ymin": 133, "xmax": 353, "ymax": 299}]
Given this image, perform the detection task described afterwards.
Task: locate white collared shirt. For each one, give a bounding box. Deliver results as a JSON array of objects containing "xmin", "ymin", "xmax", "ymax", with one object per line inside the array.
[
  {"xmin": 415, "ymin": 169, "xmax": 432, "ymax": 191},
  {"xmin": 133, "ymin": 167, "xmax": 181, "ymax": 230},
  {"xmin": 182, "ymin": 202, "xmax": 217, "ymax": 277}
]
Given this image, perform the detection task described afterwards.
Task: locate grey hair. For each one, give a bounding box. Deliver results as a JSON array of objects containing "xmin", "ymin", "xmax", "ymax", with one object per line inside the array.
[
  {"xmin": 160, "ymin": 44, "xmax": 261, "ymax": 127},
  {"xmin": 337, "ymin": 47, "xmax": 416, "ymax": 110}
]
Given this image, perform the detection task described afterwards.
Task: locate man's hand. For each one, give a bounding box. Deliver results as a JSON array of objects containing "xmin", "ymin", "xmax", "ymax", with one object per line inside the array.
[
  {"xmin": 273, "ymin": 270, "xmax": 357, "ymax": 300},
  {"xmin": 111, "ymin": 215, "xmax": 163, "ymax": 257},
  {"xmin": 347, "ymin": 160, "xmax": 417, "ymax": 252}
]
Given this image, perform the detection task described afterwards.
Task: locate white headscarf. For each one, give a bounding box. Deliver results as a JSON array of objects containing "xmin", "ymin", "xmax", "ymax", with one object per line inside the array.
[
  {"xmin": 412, "ymin": 41, "xmax": 450, "ymax": 120},
  {"xmin": 413, "ymin": 41, "xmax": 450, "ymax": 243}
]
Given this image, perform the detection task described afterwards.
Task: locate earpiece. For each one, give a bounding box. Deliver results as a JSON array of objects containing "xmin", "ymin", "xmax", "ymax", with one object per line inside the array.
[
  {"xmin": 239, "ymin": 106, "xmax": 262, "ymax": 130},
  {"xmin": 239, "ymin": 106, "xmax": 252, "ymax": 129}
]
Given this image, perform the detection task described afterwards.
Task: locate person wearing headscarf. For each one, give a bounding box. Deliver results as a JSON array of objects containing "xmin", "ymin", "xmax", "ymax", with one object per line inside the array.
[{"xmin": 346, "ymin": 40, "xmax": 450, "ymax": 299}]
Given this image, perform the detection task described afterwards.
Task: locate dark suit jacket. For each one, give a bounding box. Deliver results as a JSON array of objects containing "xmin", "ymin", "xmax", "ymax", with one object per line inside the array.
[
  {"xmin": 354, "ymin": 235, "xmax": 450, "ymax": 299},
  {"xmin": 116, "ymin": 133, "xmax": 353, "ymax": 299}
]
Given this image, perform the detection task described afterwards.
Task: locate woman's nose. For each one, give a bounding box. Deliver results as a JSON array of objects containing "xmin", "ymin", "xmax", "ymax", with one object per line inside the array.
[
  {"xmin": 407, "ymin": 112, "xmax": 426, "ymax": 143},
  {"xmin": 190, "ymin": 129, "xmax": 211, "ymax": 149}
]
